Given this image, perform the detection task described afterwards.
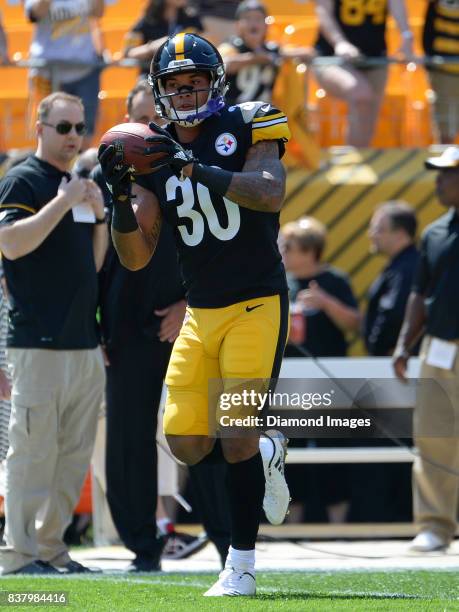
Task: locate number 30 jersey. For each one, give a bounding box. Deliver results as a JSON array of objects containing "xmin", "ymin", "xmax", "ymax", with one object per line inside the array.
[{"xmin": 138, "ymin": 102, "xmax": 291, "ymax": 308}]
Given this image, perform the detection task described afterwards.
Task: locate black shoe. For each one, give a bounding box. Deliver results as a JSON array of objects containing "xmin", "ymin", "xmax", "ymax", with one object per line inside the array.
[
  {"xmin": 127, "ymin": 535, "xmax": 166, "ymax": 572},
  {"xmin": 13, "ymin": 561, "xmax": 60, "ymax": 575},
  {"xmin": 127, "ymin": 554, "xmax": 162, "ymax": 572},
  {"xmin": 162, "ymin": 531, "xmax": 208, "ymax": 560},
  {"xmin": 58, "ymin": 560, "xmax": 100, "ymax": 574}
]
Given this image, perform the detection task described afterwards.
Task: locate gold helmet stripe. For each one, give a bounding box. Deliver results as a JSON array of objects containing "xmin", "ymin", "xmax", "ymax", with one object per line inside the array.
[{"xmin": 173, "ymin": 32, "xmax": 186, "ymax": 60}]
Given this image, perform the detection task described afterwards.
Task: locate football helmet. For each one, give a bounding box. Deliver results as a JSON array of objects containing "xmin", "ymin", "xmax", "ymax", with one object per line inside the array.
[{"xmin": 148, "ymin": 33, "xmax": 227, "ymax": 128}]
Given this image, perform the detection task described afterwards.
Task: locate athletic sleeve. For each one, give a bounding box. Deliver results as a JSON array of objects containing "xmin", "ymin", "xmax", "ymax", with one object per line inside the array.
[
  {"xmin": 250, "ymin": 103, "xmax": 291, "ymax": 158},
  {"xmin": 0, "ymin": 175, "xmax": 37, "ymax": 225}
]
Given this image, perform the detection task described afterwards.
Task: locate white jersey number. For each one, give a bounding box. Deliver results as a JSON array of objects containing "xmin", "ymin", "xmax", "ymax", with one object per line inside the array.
[{"xmin": 165, "ymin": 173, "xmax": 241, "ymax": 247}]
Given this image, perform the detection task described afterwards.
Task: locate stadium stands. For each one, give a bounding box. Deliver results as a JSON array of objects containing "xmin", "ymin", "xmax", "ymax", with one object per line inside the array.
[{"xmin": 0, "ymin": 0, "xmax": 447, "ymax": 151}]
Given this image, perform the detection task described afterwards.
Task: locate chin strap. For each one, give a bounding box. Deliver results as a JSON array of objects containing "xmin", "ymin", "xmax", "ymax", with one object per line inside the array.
[{"xmin": 185, "ymin": 96, "xmax": 226, "ymax": 123}]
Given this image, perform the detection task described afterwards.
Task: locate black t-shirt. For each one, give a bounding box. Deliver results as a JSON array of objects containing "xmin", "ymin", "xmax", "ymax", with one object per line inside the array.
[
  {"xmin": 423, "ymin": 0, "xmax": 459, "ymax": 73},
  {"xmin": 92, "ymin": 165, "xmax": 185, "ymax": 348},
  {"xmin": 284, "ymin": 266, "xmax": 358, "ymax": 358},
  {"xmin": 0, "ymin": 156, "xmax": 99, "ymax": 349},
  {"xmin": 315, "ymin": 0, "xmax": 388, "ymax": 57},
  {"xmin": 222, "ymin": 37, "xmax": 281, "ymax": 107},
  {"xmin": 137, "ymin": 102, "xmax": 291, "ymax": 308},
  {"xmin": 126, "ymin": 9, "xmax": 203, "ymax": 75},
  {"xmin": 412, "ymin": 208, "xmax": 459, "ymax": 340}
]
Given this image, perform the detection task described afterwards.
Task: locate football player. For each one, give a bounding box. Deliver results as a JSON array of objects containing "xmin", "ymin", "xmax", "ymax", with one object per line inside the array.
[{"xmin": 99, "ymin": 33, "xmax": 291, "ymax": 597}]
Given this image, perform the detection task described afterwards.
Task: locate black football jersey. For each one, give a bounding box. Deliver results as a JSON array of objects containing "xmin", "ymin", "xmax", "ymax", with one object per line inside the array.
[
  {"xmin": 137, "ymin": 102, "xmax": 290, "ymax": 308},
  {"xmin": 315, "ymin": 0, "xmax": 388, "ymax": 57},
  {"xmin": 220, "ymin": 38, "xmax": 281, "ymax": 106}
]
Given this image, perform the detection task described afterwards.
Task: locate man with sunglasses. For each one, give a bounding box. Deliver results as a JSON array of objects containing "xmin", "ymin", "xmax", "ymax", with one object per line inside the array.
[{"xmin": 0, "ymin": 92, "xmax": 107, "ymax": 574}]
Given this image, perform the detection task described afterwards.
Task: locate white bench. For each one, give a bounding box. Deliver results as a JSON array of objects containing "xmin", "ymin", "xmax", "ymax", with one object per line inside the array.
[{"xmin": 279, "ymin": 357, "xmax": 420, "ymax": 464}]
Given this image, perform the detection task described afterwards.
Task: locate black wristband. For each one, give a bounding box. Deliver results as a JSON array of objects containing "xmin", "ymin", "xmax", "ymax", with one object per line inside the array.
[
  {"xmin": 191, "ymin": 163, "xmax": 233, "ymax": 197},
  {"xmin": 111, "ymin": 198, "xmax": 139, "ymax": 233},
  {"xmin": 94, "ymin": 215, "xmax": 106, "ymax": 225}
]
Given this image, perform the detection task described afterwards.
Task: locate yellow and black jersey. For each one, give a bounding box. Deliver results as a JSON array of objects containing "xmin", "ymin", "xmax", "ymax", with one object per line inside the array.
[
  {"xmin": 138, "ymin": 102, "xmax": 290, "ymax": 308},
  {"xmin": 315, "ymin": 0, "xmax": 388, "ymax": 57},
  {"xmin": 219, "ymin": 37, "xmax": 281, "ymax": 106},
  {"xmin": 423, "ymin": 0, "xmax": 459, "ymax": 73}
]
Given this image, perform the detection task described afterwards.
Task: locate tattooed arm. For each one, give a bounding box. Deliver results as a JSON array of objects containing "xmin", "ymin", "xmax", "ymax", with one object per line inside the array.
[
  {"xmin": 226, "ymin": 141, "xmax": 286, "ymax": 212},
  {"xmin": 112, "ymin": 182, "xmax": 162, "ymax": 271},
  {"xmin": 182, "ymin": 140, "xmax": 286, "ymax": 213}
]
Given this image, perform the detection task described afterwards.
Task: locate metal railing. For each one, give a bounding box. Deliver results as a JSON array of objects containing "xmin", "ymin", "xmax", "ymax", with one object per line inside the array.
[{"xmin": 1, "ymin": 54, "xmax": 458, "ymax": 149}]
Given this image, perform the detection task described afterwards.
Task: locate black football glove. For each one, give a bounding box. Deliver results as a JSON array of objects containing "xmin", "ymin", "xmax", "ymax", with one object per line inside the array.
[
  {"xmin": 98, "ymin": 143, "xmax": 135, "ymax": 201},
  {"xmin": 144, "ymin": 121, "xmax": 197, "ymax": 177}
]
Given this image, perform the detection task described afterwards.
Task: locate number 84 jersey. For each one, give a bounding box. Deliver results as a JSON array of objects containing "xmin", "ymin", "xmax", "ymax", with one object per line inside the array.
[{"xmin": 140, "ymin": 102, "xmax": 291, "ymax": 308}]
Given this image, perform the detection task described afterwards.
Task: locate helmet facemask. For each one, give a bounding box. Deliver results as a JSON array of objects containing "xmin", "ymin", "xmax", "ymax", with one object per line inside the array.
[{"xmin": 149, "ymin": 66, "xmax": 227, "ymax": 128}]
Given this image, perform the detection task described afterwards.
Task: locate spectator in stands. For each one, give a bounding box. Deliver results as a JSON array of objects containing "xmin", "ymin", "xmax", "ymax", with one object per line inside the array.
[
  {"xmin": 0, "ymin": 91, "xmax": 107, "ymax": 574},
  {"xmin": 281, "ymin": 217, "xmax": 360, "ymax": 524},
  {"xmin": 393, "ymin": 146, "xmax": 459, "ymax": 552},
  {"xmin": 195, "ymin": 0, "xmax": 239, "ymax": 46},
  {"xmin": 123, "ymin": 0, "xmax": 203, "ymax": 78},
  {"xmin": 423, "ymin": 0, "xmax": 459, "ymax": 143},
  {"xmin": 219, "ymin": 0, "xmax": 315, "ymax": 107},
  {"xmin": 93, "ymin": 80, "xmax": 229, "ymax": 570},
  {"xmin": 25, "ymin": 0, "xmax": 105, "ymax": 149},
  {"xmin": 365, "ymin": 201, "xmax": 419, "ymax": 356},
  {"xmin": 314, "ymin": 0, "xmax": 414, "ymax": 147},
  {"xmin": 0, "ymin": 10, "xmax": 11, "ymax": 64}
]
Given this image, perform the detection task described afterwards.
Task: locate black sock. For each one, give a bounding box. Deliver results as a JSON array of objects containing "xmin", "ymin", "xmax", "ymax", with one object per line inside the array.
[
  {"xmin": 188, "ymin": 461, "xmax": 231, "ymax": 563},
  {"xmin": 225, "ymin": 452, "xmax": 265, "ymax": 550},
  {"xmin": 197, "ymin": 439, "xmax": 225, "ymax": 465}
]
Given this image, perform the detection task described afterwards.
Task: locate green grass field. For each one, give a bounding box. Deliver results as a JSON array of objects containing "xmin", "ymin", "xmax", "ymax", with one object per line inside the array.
[{"xmin": 0, "ymin": 570, "xmax": 458, "ymax": 611}]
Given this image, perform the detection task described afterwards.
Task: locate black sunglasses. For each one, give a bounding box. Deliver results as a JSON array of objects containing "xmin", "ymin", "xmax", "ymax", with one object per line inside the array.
[{"xmin": 42, "ymin": 120, "xmax": 87, "ymax": 136}]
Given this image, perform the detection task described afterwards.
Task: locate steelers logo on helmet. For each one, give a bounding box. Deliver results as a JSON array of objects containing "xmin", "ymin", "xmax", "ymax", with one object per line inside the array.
[
  {"xmin": 215, "ymin": 133, "xmax": 237, "ymax": 156},
  {"xmin": 148, "ymin": 33, "xmax": 228, "ymax": 128}
]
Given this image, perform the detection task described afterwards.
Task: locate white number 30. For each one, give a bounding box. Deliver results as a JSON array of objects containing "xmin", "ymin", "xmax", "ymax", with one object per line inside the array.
[{"xmin": 165, "ymin": 172, "xmax": 241, "ymax": 246}]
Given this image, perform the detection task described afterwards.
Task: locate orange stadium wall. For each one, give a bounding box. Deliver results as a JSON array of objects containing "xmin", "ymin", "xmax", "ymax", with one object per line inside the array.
[{"xmin": 0, "ymin": 0, "xmax": 443, "ymax": 152}]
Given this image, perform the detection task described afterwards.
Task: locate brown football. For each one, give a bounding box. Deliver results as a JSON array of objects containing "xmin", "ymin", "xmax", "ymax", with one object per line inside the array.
[{"xmin": 99, "ymin": 122, "xmax": 167, "ymax": 175}]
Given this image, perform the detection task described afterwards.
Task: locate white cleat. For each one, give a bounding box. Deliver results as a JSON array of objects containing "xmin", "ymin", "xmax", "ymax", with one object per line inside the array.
[
  {"xmin": 261, "ymin": 429, "xmax": 290, "ymax": 525},
  {"xmin": 203, "ymin": 567, "xmax": 256, "ymax": 597}
]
